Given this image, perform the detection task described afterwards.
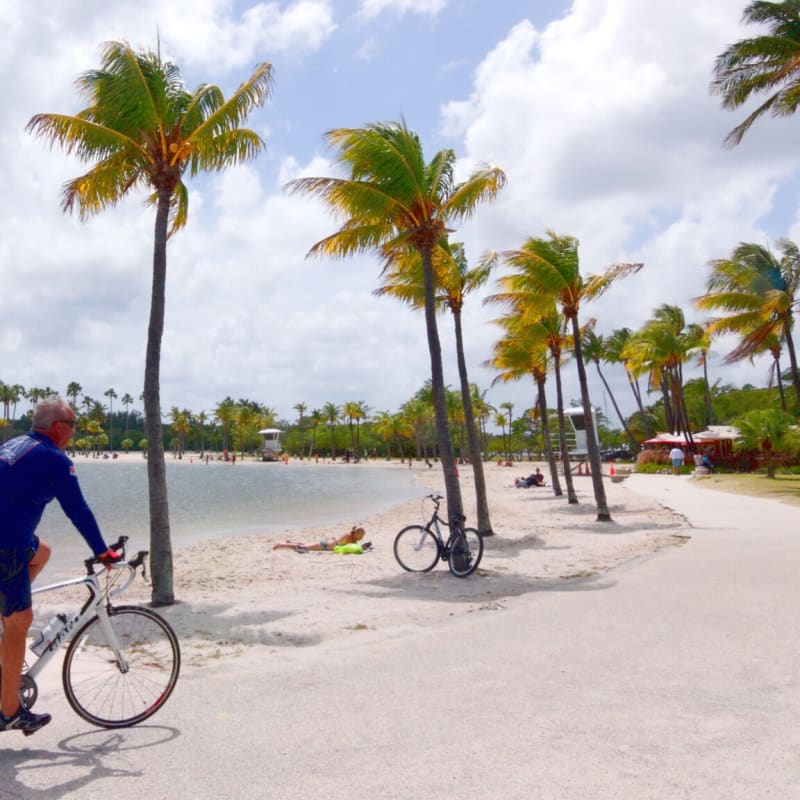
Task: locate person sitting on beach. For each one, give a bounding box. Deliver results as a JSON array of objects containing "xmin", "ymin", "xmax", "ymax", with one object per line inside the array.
[
  {"xmin": 273, "ymin": 525, "xmax": 366, "ymax": 552},
  {"xmin": 514, "ymin": 468, "xmax": 546, "ymax": 488}
]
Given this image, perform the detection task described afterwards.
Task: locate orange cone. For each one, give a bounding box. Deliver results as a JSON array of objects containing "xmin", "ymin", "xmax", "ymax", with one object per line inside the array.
[{"xmin": 610, "ymin": 460, "xmax": 615, "ymax": 476}]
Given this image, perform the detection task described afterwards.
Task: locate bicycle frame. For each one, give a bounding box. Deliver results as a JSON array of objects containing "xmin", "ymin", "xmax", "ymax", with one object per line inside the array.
[{"xmin": 26, "ymin": 562, "xmax": 136, "ymax": 681}]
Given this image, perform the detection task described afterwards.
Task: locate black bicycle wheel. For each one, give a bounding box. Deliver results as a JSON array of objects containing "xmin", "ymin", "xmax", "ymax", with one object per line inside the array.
[
  {"xmin": 448, "ymin": 527, "xmax": 484, "ymax": 577},
  {"xmin": 394, "ymin": 525, "xmax": 440, "ymax": 572},
  {"xmin": 62, "ymin": 605, "xmax": 180, "ymax": 728}
]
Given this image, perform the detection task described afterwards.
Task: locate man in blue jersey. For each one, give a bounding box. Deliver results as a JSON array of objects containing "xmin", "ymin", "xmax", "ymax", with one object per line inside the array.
[{"xmin": 0, "ymin": 395, "xmax": 117, "ymax": 735}]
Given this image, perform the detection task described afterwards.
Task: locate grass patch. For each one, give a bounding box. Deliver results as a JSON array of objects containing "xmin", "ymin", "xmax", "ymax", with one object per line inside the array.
[{"xmin": 692, "ymin": 472, "xmax": 800, "ymax": 507}]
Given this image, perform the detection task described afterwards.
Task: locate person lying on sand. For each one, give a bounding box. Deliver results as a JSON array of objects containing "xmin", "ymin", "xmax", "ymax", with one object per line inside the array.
[{"xmin": 273, "ymin": 525, "xmax": 368, "ymax": 552}]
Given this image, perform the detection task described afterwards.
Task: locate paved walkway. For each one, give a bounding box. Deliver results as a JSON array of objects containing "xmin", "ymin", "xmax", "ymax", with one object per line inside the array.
[{"xmin": 2, "ymin": 475, "xmax": 799, "ymax": 798}]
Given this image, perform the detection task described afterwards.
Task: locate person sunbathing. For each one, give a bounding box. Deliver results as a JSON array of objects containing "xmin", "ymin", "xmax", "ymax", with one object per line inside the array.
[{"xmin": 273, "ymin": 525, "xmax": 367, "ymax": 552}]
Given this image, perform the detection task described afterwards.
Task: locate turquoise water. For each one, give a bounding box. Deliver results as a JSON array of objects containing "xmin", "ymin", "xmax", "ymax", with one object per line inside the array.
[{"xmin": 36, "ymin": 459, "xmax": 424, "ymax": 579}]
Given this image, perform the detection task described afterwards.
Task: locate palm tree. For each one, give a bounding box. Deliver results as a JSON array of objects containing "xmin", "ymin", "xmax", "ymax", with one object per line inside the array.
[
  {"xmin": 582, "ymin": 328, "xmax": 639, "ymax": 450},
  {"xmin": 293, "ymin": 402, "xmax": 307, "ymax": 458},
  {"xmin": 606, "ymin": 328, "xmax": 652, "ymax": 438},
  {"xmin": 27, "ymin": 41, "xmax": 273, "ymax": 606},
  {"xmin": 215, "ymin": 397, "xmax": 237, "ymax": 457},
  {"xmin": 287, "ymin": 120, "xmax": 505, "ymax": 524},
  {"xmin": 711, "ymin": 1, "xmax": 800, "ymax": 146},
  {"xmin": 121, "ymin": 393, "xmax": 134, "ymax": 438},
  {"xmin": 323, "ymin": 402, "xmax": 341, "ymax": 458},
  {"xmin": 373, "ymin": 240, "xmax": 495, "ymax": 533},
  {"xmin": 492, "ymin": 232, "xmax": 641, "ymax": 520},
  {"xmin": 696, "ymin": 240, "xmax": 800, "ymax": 408},
  {"xmin": 307, "ymin": 409, "xmax": 323, "ymax": 458},
  {"xmin": 484, "ymin": 321, "xmax": 563, "ymax": 495},
  {"xmin": 104, "ymin": 388, "xmax": 117, "ymax": 452}
]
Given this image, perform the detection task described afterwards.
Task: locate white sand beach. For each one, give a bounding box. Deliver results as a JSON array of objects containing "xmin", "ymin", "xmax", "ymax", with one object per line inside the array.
[{"xmin": 33, "ymin": 457, "xmax": 689, "ymax": 670}]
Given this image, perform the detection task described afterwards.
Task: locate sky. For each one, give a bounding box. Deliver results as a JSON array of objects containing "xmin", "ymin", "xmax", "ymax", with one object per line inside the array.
[{"xmin": 1, "ymin": 0, "xmax": 799, "ymax": 429}]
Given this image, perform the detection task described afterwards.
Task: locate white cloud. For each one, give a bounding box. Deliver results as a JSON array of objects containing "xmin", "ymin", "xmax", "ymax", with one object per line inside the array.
[{"xmin": 359, "ymin": 0, "xmax": 447, "ymax": 20}]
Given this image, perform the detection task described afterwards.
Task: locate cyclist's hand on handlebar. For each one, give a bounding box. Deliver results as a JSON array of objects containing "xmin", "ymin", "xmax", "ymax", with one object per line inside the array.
[{"xmin": 98, "ymin": 548, "xmax": 122, "ymax": 570}]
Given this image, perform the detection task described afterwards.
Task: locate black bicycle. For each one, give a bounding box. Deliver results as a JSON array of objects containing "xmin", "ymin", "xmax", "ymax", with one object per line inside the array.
[{"xmin": 393, "ymin": 493, "xmax": 484, "ymax": 577}]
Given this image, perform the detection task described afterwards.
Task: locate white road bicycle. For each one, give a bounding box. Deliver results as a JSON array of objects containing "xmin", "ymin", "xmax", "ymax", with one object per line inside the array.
[{"xmin": 0, "ymin": 536, "xmax": 180, "ymax": 730}]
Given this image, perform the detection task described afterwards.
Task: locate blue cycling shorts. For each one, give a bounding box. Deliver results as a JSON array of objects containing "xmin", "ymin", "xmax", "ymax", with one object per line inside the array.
[{"xmin": 0, "ymin": 537, "xmax": 38, "ymax": 617}]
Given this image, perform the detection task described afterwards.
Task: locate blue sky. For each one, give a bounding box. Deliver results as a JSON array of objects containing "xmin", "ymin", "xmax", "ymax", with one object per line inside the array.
[{"xmin": 1, "ymin": 0, "xmax": 798, "ymax": 428}]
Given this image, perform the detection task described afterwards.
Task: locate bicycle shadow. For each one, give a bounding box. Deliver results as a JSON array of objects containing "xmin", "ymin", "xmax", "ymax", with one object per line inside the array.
[{"xmin": 0, "ymin": 726, "xmax": 178, "ymax": 798}]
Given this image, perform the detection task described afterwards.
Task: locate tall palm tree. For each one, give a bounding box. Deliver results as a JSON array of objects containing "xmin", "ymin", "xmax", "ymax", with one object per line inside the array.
[
  {"xmin": 582, "ymin": 328, "xmax": 639, "ymax": 450},
  {"xmin": 606, "ymin": 327, "xmax": 652, "ymax": 438},
  {"xmin": 629, "ymin": 305, "xmax": 702, "ymax": 440},
  {"xmin": 323, "ymin": 402, "xmax": 341, "ymax": 458},
  {"xmin": 711, "ymin": 1, "xmax": 800, "ymax": 146},
  {"xmin": 287, "ymin": 120, "xmax": 505, "ymax": 524},
  {"xmin": 293, "ymin": 402, "xmax": 307, "ymax": 458},
  {"xmin": 373, "ymin": 240, "xmax": 495, "ymax": 533},
  {"xmin": 104, "ymin": 388, "xmax": 117, "ymax": 452},
  {"xmin": 215, "ymin": 397, "xmax": 237, "ymax": 457},
  {"xmin": 696, "ymin": 239, "xmax": 800, "ymax": 407},
  {"xmin": 308, "ymin": 409, "xmax": 323, "ymax": 458},
  {"xmin": 492, "ymin": 231, "xmax": 641, "ymax": 521},
  {"xmin": 484, "ymin": 321, "xmax": 564, "ymax": 495},
  {"xmin": 121, "ymin": 392, "xmax": 134, "ymax": 439},
  {"xmin": 27, "ymin": 41, "xmax": 273, "ymax": 606}
]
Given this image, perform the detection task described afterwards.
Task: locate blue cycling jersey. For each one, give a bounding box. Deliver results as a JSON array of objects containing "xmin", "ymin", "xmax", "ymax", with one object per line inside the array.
[{"xmin": 0, "ymin": 432, "xmax": 106, "ymax": 555}]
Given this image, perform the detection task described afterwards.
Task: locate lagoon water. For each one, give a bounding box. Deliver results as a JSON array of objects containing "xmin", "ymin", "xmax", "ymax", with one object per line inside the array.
[{"xmin": 36, "ymin": 458, "xmax": 424, "ymax": 579}]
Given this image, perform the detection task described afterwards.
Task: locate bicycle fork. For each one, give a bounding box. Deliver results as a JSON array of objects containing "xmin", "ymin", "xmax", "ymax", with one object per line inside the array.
[{"xmin": 93, "ymin": 606, "xmax": 130, "ymax": 674}]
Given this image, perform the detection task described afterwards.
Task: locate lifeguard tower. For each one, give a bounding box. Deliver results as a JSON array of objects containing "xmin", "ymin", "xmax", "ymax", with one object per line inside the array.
[
  {"xmin": 258, "ymin": 428, "xmax": 283, "ymax": 461},
  {"xmin": 550, "ymin": 407, "xmax": 599, "ymax": 457}
]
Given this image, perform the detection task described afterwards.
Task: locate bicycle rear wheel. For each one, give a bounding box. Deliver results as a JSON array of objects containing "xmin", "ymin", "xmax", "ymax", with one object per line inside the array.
[
  {"xmin": 394, "ymin": 525, "xmax": 440, "ymax": 572},
  {"xmin": 448, "ymin": 528, "xmax": 484, "ymax": 577},
  {"xmin": 62, "ymin": 605, "xmax": 180, "ymax": 728}
]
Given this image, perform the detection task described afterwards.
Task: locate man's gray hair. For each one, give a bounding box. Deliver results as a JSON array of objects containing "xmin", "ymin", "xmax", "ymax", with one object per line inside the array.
[{"xmin": 32, "ymin": 395, "xmax": 71, "ymax": 430}]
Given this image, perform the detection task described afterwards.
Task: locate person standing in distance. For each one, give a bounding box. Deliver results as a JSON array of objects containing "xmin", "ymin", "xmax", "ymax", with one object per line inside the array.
[
  {"xmin": 0, "ymin": 394, "xmax": 118, "ymax": 735},
  {"xmin": 668, "ymin": 445, "xmax": 684, "ymax": 476}
]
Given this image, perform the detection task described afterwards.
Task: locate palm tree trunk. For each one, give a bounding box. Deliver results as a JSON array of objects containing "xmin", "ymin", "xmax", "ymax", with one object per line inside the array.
[
  {"xmin": 570, "ymin": 315, "xmax": 610, "ymax": 521},
  {"xmin": 145, "ymin": 188, "xmax": 174, "ymax": 606},
  {"xmin": 627, "ymin": 370, "xmax": 652, "ymax": 437},
  {"xmin": 552, "ymin": 356, "xmax": 579, "ymax": 504},
  {"xmin": 452, "ymin": 308, "xmax": 493, "ymax": 535},
  {"xmin": 773, "ymin": 354, "xmax": 787, "ymax": 411},
  {"xmin": 594, "ymin": 362, "xmax": 638, "ymax": 451},
  {"xmin": 781, "ymin": 317, "xmax": 800, "ymax": 407},
  {"xmin": 536, "ymin": 376, "xmax": 562, "ymax": 496},
  {"xmin": 421, "ymin": 248, "xmax": 463, "ymax": 521}
]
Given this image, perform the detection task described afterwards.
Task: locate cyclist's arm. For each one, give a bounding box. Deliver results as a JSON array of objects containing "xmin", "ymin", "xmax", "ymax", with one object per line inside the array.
[{"xmin": 52, "ymin": 462, "xmax": 109, "ymax": 556}]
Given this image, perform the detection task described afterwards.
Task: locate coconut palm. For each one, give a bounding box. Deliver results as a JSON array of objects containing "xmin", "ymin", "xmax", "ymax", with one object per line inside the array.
[
  {"xmin": 373, "ymin": 240, "xmax": 495, "ymax": 533},
  {"xmin": 293, "ymin": 402, "xmax": 307, "ymax": 458},
  {"xmin": 323, "ymin": 402, "xmax": 341, "ymax": 458},
  {"xmin": 104, "ymin": 388, "xmax": 117, "ymax": 452},
  {"xmin": 307, "ymin": 409, "xmax": 323, "ymax": 458},
  {"xmin": 696, "ymin": 239, "xmax": 800, "ymax": 408},
  {"xmin": 215, "ymin": 397, "xmax": 237, "ymax": 456},
  {"xmin": 484, "ymin": 320, "xmax": 564, "ymax": 495},
  {"xmin": 582, "ymin": 328, "xmax": 639, "ymax": 450},
  {"xmin": 711, "ymin": 1, "xmax": 800, "ymax": 146},
  {"xmin": 605, "ymin": 328, "xmax": 653, "ymax": 438},
  {"xmin": 491, "ymin": 231, "xmax": 641, "ymax": 521},
  {"xmin": 628, "ymin": 305, "xmax": 704, "ymax": 440},
  {"xmin": 287, "ymin": 120, "xmax": 505, "ymax": 523},
  {"xmin": 27, "ymin": 41, "xmax": 273, "ymax": 606},
  {"xmin": 121, "ymin": 393, "xmax": 134, "ymax": 438}
]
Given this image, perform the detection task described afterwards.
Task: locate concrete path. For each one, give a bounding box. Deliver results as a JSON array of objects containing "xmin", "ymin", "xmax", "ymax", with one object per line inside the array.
[{"xmin": 2, "ymin": 475, "xmax": 799, "ymax": 799}]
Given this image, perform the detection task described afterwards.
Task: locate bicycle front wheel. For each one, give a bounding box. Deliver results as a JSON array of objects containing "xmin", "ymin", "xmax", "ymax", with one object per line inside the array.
[
  {"xmin": 394, "ymin": 525, "xmax": 440, "ymax": 572},
  {"xmin": 448, "ymin": 528, "xmax": 484, "ymax": 578},
  {"xmin": 62, "ymin": 605, "xmax": 180, "ymax": 728}
]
